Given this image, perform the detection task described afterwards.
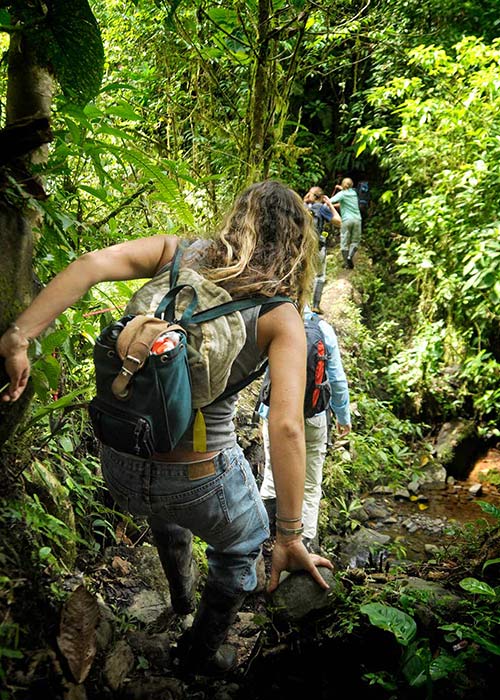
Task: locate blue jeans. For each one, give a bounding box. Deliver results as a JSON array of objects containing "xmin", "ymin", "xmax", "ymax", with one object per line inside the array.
[{"xmin": 100, "ymin": 443, "xmax": 269, "ymax": 596}]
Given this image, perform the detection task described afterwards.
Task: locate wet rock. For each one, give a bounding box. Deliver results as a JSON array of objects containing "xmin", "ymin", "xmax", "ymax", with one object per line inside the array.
[
  {"xmin": 104, "ymin": 639, "xmax": 135, "ymax": 690},
  {"xmin": 407, "ymin": 480, "xmax": 420, "ymax": 494},
  {"xmin": 372, "ymin": 485, "xmax": 394, "ymax": 495},
  {"xmin": 418, "ymin": 461, "xmax": 448, "ymax": 488},
  {"xmin": 63, "ymin": 681, "xmax": 87, "ymax": 700},
  {"xmin": 394, "ymin": 488, "xmax": 411, "ymax": 500},
  {"xmin": 126, "ymin": 629, "xmax": 171, "ymax": 668},
  {"xmin": 339, "ymin": 526, "xmax": 391, "ymax": 568},
  {"xmin": 213, "ymin": 685, "xmax": 241, "ymax": 700},
  {"xmin": 398, "ymin": 576, "xmax": 462, "ymax": 627},
  {"xmin": 103, "ymin": 545, "xmax": 171, "ymax": 605},
  {"xmin": 361, "ymin": 497, "xmax": 391, "ymax": 520},
  {"xmin": 415, "ymin": 494, "xmax": 429, "ymax": 503},
  {"xmin": 424, "ymin": 543, "xmax": 443, "ymax": 557},
  {"xmin": 269, "ymin": 567, "xmax": 344, "ymax": 622},
  {"xmin": 126, "ymin": 590, "xmax": 168, "ymax": 625},
  {"xmin": 119, "ymin": 677, "xmax": 184, "ymax": 699},
  {"xmin": 469, "ymin": 483, "xmax": 483, "ymax": 496},
  {"xmin": 95, "ymin": 614, "xmax": 114, "ymax": 652},
  {"xmin": 435, "ymin": 419, "xmax": 482, "ymax": 479}
]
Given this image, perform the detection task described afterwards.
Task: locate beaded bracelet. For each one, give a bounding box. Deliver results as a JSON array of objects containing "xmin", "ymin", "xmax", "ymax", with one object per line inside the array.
[{"xmin": 276, "ymin": 524, "xmax": 304, "ymax": 536}]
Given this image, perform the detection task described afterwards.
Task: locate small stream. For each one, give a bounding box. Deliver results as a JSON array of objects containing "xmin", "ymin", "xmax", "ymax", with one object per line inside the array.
[{"xmin": 358, "ymin": 448, "xmax": 500, "ymax": 563}]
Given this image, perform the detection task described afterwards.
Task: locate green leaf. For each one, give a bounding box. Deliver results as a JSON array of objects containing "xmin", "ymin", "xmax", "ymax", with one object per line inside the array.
[
  {"xmin": 97, "ymin": 124, "xmax": 135, "ymax": 141},
  {"xmin": 0, "ymin": 9, "xmax": 11, "ymax": 26},
  {"xmin": 360, "ymin": 603, "xmax": 417, "ymax": 646},
  {"xmin": 58, "ymin": 435, "xmax": 75, "ymax": 453},
  {"xmin": 482, "ymin": 558, "xmax": 500, "ymax": 573},
  {"xmin": 39, "ymin": 547, "xmax": 52, "ymax": 560},
  {"xmin": 37, "ymin": 356, "xmax": 61, "ymax": 391},
  {"xmin": 40, "ymin": 330, "xmax": 70, "ymax": 354},
  {"xmin": 459, "ymin": 577, "xmax": 496, "ymax": 597},
  {"xmin": 78, "ymin": 185, "xmax": 110, "ymax": 203},
  {"xmin": 441, "ymin": 624, "xmax": 500, "ymax": 656},
  {"xmin": 356, "ymin": 141, "xmax": 367, "ymax": 157},
  {"xmin": 105, "ymin": 145, "xmax": 195, "ymax": 227},
  {"xmin": 0, "ymin": 648, "xmax": 23, "ymax": 659},
  {"xmin": 106, "ymin": 105, "xmax": 143, "ymax": 121},
  {"xmin": 26, "ymin": 388, "xmax": 88, "ymax": 427},
  {"xmin": 478, "ymin": 501, "xmax": 500, "ymax": 519}
]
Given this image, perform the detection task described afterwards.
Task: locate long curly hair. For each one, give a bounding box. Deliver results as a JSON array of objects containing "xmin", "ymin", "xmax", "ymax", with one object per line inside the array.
[{"xmin": 199, "ymin": 180, "xmax": 317, "ymax": 311}]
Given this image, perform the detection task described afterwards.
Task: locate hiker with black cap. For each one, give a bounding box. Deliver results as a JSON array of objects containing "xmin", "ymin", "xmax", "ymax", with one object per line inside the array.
[{"xmin": 303, "ymin": 186, "xmax": 341, "ymax": 311}]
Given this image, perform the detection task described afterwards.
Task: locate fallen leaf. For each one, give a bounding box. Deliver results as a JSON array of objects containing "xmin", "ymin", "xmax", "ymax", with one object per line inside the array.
[
  {"xmin": 115, "ymin": 522, "xmax": 133, "ymax": 545},
  {"xmin": 112, "ymin": 556, "xmax": 131, "ymax": 576},
  {"xmin": 57, "ymin": 585, "xmax": 100, "ymax": 684}
]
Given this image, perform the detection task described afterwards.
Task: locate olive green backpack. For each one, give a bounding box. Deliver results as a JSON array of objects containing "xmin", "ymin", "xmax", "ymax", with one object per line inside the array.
[{"xmin": 89, "ymin": 243, "xmax": 289, "ymax": 457}]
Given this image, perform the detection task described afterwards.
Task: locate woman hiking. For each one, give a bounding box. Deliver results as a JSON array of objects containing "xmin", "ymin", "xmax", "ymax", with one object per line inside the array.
[{"xmin": 0, "ymin": 179, "xmax": 333, "ymax": 677}]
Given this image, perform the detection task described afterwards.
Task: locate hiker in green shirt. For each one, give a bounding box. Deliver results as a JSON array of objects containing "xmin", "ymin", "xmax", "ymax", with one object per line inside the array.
[{"xmin": 331, "ymin": 176, "xmax": 362, "ymax": 269}]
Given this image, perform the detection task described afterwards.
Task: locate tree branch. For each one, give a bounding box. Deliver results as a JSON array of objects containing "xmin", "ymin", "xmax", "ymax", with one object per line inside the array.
[{"xmin": 91, "ymin": 181, "xmax": 153, "ymax": 230}]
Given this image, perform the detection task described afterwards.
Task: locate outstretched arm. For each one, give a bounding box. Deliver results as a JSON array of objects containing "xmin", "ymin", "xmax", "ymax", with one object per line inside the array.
[
  {"xmin": 258, "ymin": 304, "xmax": 333, "ymax": 592},
  {"xmin": 320, "ymin": 319, "xmax": 351, "ymax": 437},
  {"xmin": 0, "ymin": 235, "xmax": 178, "ymax": 402}
]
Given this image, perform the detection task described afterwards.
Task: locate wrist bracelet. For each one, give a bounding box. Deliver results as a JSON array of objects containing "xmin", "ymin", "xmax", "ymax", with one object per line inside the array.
[
  {"xmin": 276, "ymin": 515, "xmax": 302, "ymax": 523},
  {"xmin": 9, "ymin": 323, "xmax": 32, "ymax": 347},
  {"xmin": 276, "ymin": 524, "xmax": 304, "ymax": 536}
]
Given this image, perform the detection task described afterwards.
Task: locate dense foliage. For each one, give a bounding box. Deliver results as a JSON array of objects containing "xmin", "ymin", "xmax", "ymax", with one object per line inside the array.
[
  {"xmin": 0, "ymin": 1, "xmax": 499, "ymax": 698},
  {"xmin": 357, "ymin": 37, "xmax": 500, "ymax": 425}
]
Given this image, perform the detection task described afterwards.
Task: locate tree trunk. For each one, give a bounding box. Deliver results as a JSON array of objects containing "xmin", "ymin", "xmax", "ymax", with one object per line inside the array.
[
  {"xmin": 245, "ymin": 0, "xmax": 272, "ymax": 182},
  {"xmin": 0, "ymin": 30, "xmax": 54, "ymax": 447}
]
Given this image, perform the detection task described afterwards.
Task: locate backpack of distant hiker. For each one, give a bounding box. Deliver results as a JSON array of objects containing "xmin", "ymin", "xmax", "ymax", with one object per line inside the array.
[
  {"xmin": 308, "ymin": 202, "xmax": 332, "ymax": 247},
  {"xmin": 356, "ymin": 180, "xmax": 370, "ymax": 217},
  {"xmin": 258, "ymin": 312, "xmax": 331, "ymax": 418},
  {"xmin": 89, "ymin": 241, "xmax": 290, "ymax": 457},
  {"xmin": 356, "ymin": 180, "xmax": 369, "ymax": 203}
]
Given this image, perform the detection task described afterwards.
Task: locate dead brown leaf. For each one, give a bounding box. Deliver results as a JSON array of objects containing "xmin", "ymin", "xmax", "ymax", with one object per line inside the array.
[
  {"xmin": 57, "ymin": 585, "xmax": 100, "ymax": 684},
  {"xmin": 115, "ymin": 522, "xmax": 133, "ymax": 545},
  {"xmin": 111, "ymin": 556, "xmax": 131, "ymax": 576}
]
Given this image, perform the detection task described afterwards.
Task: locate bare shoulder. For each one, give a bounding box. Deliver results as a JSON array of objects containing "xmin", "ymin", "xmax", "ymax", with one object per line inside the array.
[
  {"xmin": 257, "ymin": 301, "xmax": 302, "ymax": 354},
  {"xmin": 155, "ymin": 235, "xmax": 179, "ymax": 270}
]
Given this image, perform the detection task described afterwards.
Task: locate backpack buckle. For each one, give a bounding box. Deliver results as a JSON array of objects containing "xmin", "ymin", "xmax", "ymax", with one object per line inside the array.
[{"xmin": 111, "ymin": 354, "xmax": 143, "ymax": 400}]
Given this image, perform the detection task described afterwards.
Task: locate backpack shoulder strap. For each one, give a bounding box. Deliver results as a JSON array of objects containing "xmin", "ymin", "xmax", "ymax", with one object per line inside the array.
[
  {"xmin": 191, "ymin": 295, "xmax": 292, "ymax": 324},
  {"xmin": 169, "ymin": 241, "xmax": 189, "ymax": 287},
  {"xmin": 204, "ymin": 296, "xmax": 294, "ymax": 404}
]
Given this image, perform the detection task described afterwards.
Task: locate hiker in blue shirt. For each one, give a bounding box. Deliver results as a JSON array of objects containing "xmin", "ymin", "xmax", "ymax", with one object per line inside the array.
[
  {"xmin": 303, "ymin": 186, "xmax": 341, "ymax": 312},
  {"xmin": 258, "ymin": 306, "xmax": 351, "ymax": 552},
  {"xmin": 331, "ymin": 177, "xmax": 362, "ymax": 269}
]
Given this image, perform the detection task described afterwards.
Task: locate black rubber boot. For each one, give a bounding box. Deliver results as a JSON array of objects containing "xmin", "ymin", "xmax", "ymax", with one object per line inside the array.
[
  {"xmin": 149, "ymin": 522, "xmax": 196, "ymax": 615},
  {"xmin": 347, "ymin": 245, "xmax": 358, "ymax": 269},
  {"xmin": 312, "ymin": 277, "xmax": 325, "ymax": 311},
  {"xmin": 176, "ymin": 585, "xmax": 246, "ymax": 677},
  {"xmin": 341, "ymin": 250, "xmax": 350, "ymax": 269}
]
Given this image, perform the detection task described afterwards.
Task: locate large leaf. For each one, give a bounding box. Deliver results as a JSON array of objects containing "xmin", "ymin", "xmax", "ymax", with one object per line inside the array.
[
  {"xmin": 361, "ymin": 602, "xmax": 417, "ymax": 646},
  {"xmin": 459, "ymin": 577, "xmax": 497, "ymax": 598},
  {"xmin": 103, "ymin": 144, "xmax": 195, "ymax": 227}
]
